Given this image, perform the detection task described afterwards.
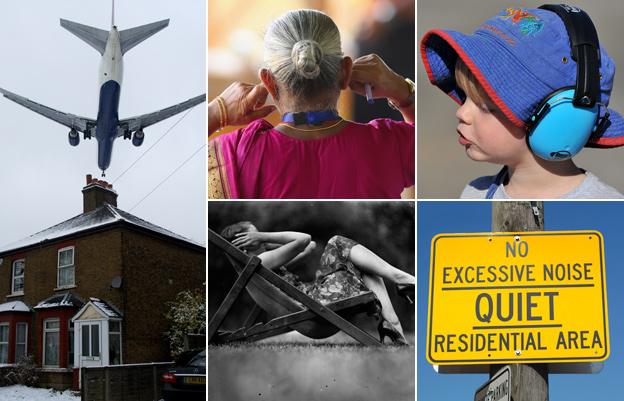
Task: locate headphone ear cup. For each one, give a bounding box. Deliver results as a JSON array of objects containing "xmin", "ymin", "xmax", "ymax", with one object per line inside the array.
[{"xmin": 528, "ymin": 89, "xmax": 599, "ymax": 160}]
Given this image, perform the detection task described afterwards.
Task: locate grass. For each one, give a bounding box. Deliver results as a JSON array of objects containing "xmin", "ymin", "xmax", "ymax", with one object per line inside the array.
[{"xmin": 209, "ymin": 332, "xmax": 415, "ymax": 401}]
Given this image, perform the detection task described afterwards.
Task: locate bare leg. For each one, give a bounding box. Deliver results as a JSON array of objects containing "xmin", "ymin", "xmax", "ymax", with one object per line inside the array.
[
  {"xmin": 349, "ymin": 244, "xmax": 414, "ymax": 285},
  {"xmin": 361, "ymin": 273, "xmax": 407, "ymax": 342}
]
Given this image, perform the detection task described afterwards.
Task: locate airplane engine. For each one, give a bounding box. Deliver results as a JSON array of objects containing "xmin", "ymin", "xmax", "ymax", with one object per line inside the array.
[
  {"xmin": 68, "ymin": 129, "xmax": 79, "ymax": 146},
  {"xmin": 132, "ymin": 129, "xmax": 144, "ymax": 147}
]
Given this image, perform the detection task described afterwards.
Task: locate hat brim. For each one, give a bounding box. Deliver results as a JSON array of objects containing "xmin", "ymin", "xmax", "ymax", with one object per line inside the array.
[{"xmin": 420, "ymin": 29, "xmax": 624, "ymax": 148}]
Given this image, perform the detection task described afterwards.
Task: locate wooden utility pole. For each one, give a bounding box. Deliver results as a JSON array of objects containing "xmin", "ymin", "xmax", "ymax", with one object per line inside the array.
[
  {"xmin": 491, "ymin": 201, "xmax": 548, "ymax": 401},
  {"xmin": 492, "ymin": 201, "xmax": 544, "ymax": 232}
]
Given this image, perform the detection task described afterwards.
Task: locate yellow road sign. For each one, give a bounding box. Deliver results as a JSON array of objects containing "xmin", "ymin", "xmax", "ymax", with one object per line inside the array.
[{"xmin": 427, "ymin": 230, "xmax": 609, "ymax": 365}]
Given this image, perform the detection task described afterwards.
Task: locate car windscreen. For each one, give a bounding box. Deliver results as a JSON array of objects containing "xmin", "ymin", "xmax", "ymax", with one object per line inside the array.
[{"xmin": 188, "ymin": 350, "xmax": 206, "ymax": 367}]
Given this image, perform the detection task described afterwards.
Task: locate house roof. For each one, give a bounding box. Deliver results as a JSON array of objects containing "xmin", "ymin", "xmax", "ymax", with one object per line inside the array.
[
  {"xmin": 34, "ymin": 292, "xmax": 84, "ymax": 310},
  {"xmin": 89, "ymin": 298, "xmax": 122, "ymax": 319},
  {"xmin": 0, "ymin": 300, "xmax": 31, "ymax": 313},
  {"xmin": 0, "ymin": 203, "xmax": 203, "ymax": 256}
]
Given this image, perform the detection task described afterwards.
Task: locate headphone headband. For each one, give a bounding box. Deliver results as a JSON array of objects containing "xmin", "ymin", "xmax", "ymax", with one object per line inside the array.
[{"xmin": 539, "ymin": 4, "xmax": 601, "ymax": 107}]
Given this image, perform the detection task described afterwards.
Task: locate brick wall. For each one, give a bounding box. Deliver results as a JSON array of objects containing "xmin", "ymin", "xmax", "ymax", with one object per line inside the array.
[
  {"xmin": 1, "ymin": 229, "xmax": 124, "ymax": 307},
  {"xmin": 121, "ymin": 230, "xmax": 205, "ymax": 363},
  {"xmin": 0, "ymin": 225, "xmax": 205, "ymax": 369},
  {"xmin": 1, "ymin": 229, "xmax": 125, "ymax": 367}
]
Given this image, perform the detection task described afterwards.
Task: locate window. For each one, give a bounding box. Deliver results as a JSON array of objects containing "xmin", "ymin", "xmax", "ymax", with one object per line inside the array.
[
  {"xmin": 12, "ymin": 259, "xmax": 25, "ymax": 294},
  {"xmin": 189, "ymin": 350, "xmax": 206, "ymax": 367},
  {"xmin": 0, "ymin": 323, "xmax": 8, "ymax": 364},
  {"xmin": 68, "ymin": 321, "xmax": 74, "ymax": 368},
  {"xmin": 43, "ymin": 319, "xmax": 60, "ymax": 367},
  {"xmin": 109, "ymin": 321, "xmax": 121, "ymax": 365},
  {"xmin": 57, "ymin": 247, "xmax": 75, "ymax": 288},
  {"xmin": 15, "ymin": 323, "xmax": 27, "ymax": 362},
  {"xmin": 81, "ymin": 323, "xmax": 100, "ymax": 359}
]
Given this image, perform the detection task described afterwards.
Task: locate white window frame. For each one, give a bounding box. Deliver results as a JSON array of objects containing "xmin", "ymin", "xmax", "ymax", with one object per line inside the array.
[
  {"xmin": 108, "ymin": 320, "xmax": 122, "ymax": 365},
  {"xmin": 15, "ymin": 322, "xmax": 28, "ymax": 362},
  {"xmin": 11, "ymin": 259, "xmax": 25, "ymax": 295},
  {"xmin": 43, "ymin": 318, "xmax": 60, "ymax": 367},
  {"xmin": 57, "ymin": 246, "xmax": 75, "ymax": 288},
  {"xmin": 0, "ymin": 322, "xmax": 8, "ymax": 364},
  {"xmin": 81, "ymin": 323, "xmax": 101, "ymax": 360}
]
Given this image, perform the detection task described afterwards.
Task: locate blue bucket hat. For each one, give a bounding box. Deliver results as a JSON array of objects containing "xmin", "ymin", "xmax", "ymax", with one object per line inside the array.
[{"xmin": 421, "ymin": 6, "xmax": 624, "ymax": 148}]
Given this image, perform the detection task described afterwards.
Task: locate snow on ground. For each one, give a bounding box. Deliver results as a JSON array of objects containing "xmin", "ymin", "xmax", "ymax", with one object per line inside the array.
[{"xmin": 0, "ymin": 385, "xmax": 79, "ymax": 400}]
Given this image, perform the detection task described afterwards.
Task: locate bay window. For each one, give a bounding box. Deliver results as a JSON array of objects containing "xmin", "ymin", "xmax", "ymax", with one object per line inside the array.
[
  {"xmin": 43, "ymin": 319, "xmax": 60, "ymax": 367},
  {"xmin": 109, "ymin": 321, "xmax": 122, "ymax": 365},
  {"xmin": 15, "ymin": 323, "xmax": 27, "ymax": 362},
  {"xmin": 0, "ymin": 323, "xmax": 8, "ymax": 364},
  {"xmin": 81, "ymin": 323, "xmax": 100, "ymax": 359}
]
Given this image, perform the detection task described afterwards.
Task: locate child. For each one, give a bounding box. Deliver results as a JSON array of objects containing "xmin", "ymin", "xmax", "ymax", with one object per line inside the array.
[{"xmin": 421, "ymin": 5, "xmax": 624, "ymax": 198}]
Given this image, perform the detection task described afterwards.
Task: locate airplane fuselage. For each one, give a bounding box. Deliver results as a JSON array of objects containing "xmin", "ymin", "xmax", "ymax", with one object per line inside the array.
[
  {"xmin": 0, "ymin": 16, "xmax": 205, "ymax": 176},
  {"xmin": 96, "ymin": 27, "xmax": 123, "ymax": 172}
]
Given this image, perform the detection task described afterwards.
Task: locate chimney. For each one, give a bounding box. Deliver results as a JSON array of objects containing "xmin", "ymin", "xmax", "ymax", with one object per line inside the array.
[{"xmin": 82, "ymin": 174, "xmax": 118, "ymax": 213}]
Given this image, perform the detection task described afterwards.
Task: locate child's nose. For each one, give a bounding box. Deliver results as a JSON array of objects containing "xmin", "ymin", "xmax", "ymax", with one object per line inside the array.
[{"xmin": 456, "ymin": 101, "xmax": 471, "ymax": 124}]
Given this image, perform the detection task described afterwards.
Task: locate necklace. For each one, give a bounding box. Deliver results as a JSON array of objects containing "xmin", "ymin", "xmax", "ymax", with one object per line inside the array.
[
  {"xmin": 278, "ymin": 119, "xmax": 344, "ymax": 132},
  {"xmin": 282, "ymin": 109, "xmax": 341, "ymax": 125}
]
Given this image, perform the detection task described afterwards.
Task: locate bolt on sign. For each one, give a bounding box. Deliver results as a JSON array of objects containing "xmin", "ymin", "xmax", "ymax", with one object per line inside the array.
[{"xmin": 427, "ymin": 231, "xmax": 609, "ymax": 365}]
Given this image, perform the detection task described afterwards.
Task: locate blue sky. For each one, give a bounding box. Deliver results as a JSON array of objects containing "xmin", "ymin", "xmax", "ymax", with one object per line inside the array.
[{"xmin": 417, "ymin": 201, "xmax": 624, "ymax": 400}]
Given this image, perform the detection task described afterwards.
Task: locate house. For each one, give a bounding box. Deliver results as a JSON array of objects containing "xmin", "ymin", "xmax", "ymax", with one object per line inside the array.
[{"xmin": 0, "ymin": 175, "xmax": 205, "ymax": 389}]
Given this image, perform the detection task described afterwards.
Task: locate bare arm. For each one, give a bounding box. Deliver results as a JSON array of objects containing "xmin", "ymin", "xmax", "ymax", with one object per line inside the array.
[
  {"xmin": 349, "ymin": 54, "xmax": 415, "ymax": 123},
  {"xmin": 208, "ymin": 82, "xmax": 277, "ymax": 135},
  {"xmin": 284, "ymin": 241, "xmax": 316, "ymax": 268},
  {"xmin": 265, "ymin": 240, "xmax": 317, "ymax": 269},
  {"xmin": 232, "ymin": 231, "xmax": 311, "ymax": 270},
  {"xmin": 393, "ymin": 93, "xmax": 415, "ymax": 124},
  {"xmin": 207, "ymin": 100, "xmax": 222, "ymax": 135}
]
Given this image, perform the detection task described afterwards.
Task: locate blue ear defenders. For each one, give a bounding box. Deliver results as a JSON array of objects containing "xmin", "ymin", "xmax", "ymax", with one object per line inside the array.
[{"xmin": 527, "ymin": 4, "xmax": 610, "ymax": 161}]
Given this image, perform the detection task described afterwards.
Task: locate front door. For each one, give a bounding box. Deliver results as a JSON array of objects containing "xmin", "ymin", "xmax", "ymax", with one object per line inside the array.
[{"xmin": 79, "ymin": 322, "xmax": 103, "ymax": 368}]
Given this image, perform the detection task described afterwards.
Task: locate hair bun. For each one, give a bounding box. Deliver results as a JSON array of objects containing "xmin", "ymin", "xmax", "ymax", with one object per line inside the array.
[{"xmin": 291, "ymin": 40, "xmax": 323, "ymax": 79}]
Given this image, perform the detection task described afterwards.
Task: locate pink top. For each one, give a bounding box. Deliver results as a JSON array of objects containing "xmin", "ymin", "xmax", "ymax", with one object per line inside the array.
[{"xmin": 209, "ymin": 118, "xmax": 414, "ymax": 199}]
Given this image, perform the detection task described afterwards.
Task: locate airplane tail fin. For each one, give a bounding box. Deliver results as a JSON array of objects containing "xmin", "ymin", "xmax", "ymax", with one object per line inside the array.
[
  {"xmin": 60, "ymin": 19, "xmax": 109, "ymax": 55},
  {"xmin": 119, "ymin": 19, "xmax": 169, "ymax": 55}
]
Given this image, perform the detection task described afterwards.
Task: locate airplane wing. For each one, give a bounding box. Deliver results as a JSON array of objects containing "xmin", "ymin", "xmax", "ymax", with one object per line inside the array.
[
  {"xmin": 119, "ymin": 94, "xmax": 206, "ymax": 134},
  {"xmin": 0, "ymin": 87, "xmax": 95, "ymax": 133}
]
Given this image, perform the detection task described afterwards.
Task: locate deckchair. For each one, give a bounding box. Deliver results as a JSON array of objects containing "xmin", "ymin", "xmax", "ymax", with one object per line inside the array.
[{"xmin": 208, "ymin": 228, "xmax": 381, "ymax": 345}]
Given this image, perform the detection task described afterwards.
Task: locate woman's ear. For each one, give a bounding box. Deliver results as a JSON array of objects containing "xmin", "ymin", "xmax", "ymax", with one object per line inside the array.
[
  {"xmin": 338, "ymin": 56, "xmax": 353, "ymax": 90},
  {"xmin": 259, "ymin": 68, "xmax": 279, "ymax": 100}
]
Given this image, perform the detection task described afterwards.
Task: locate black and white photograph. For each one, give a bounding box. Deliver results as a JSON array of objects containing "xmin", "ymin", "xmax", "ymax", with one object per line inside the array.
[{"xmin": 208, "ymin": 201, "xmax": 415, "ymax": 401}]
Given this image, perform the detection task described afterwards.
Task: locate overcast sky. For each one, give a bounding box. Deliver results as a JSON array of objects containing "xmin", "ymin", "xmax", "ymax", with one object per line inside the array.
[{"xmin": 0, "ymin": 0, "xmax": 206, "ymax": 247}]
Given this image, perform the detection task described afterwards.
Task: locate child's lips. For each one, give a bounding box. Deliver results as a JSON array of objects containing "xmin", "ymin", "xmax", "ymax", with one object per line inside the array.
[{"xmin": 457, "ymin": 129, "xmax": 472, "ymax": 146}]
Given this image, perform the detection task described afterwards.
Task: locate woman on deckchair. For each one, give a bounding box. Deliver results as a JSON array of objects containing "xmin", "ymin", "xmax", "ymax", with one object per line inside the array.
[{"xmin": 222, "ymin": 221, "xmax": 414, "ymax": 345}]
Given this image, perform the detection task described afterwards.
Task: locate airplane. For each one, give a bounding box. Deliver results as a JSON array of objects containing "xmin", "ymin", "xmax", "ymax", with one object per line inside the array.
[{"xmin": 0, "ymin": 4, "xmax": 205, "ymax": 176}]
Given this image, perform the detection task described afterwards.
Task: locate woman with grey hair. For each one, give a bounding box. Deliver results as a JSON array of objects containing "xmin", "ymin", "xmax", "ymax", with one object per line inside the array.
[{"xmin": 209, "ymin": 9, "xmax": 414, "ymax": 199}]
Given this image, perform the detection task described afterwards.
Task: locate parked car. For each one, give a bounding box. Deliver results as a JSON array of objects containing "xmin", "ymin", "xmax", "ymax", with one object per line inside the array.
[{"xmin": 161, "ymin": 349, "xmax": 206, "ymax": 401}]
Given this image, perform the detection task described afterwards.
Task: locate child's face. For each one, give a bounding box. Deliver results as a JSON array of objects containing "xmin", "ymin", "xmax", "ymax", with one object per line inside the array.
[{"xmin": 455, "ymin": 95, "xmax": 529, "ymax": 164}]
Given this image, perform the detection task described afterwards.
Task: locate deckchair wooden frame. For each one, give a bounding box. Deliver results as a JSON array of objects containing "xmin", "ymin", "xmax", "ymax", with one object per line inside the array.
[{"xmin": 208, "ymin": 228, "xmax": 381, "ymax": 346}]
